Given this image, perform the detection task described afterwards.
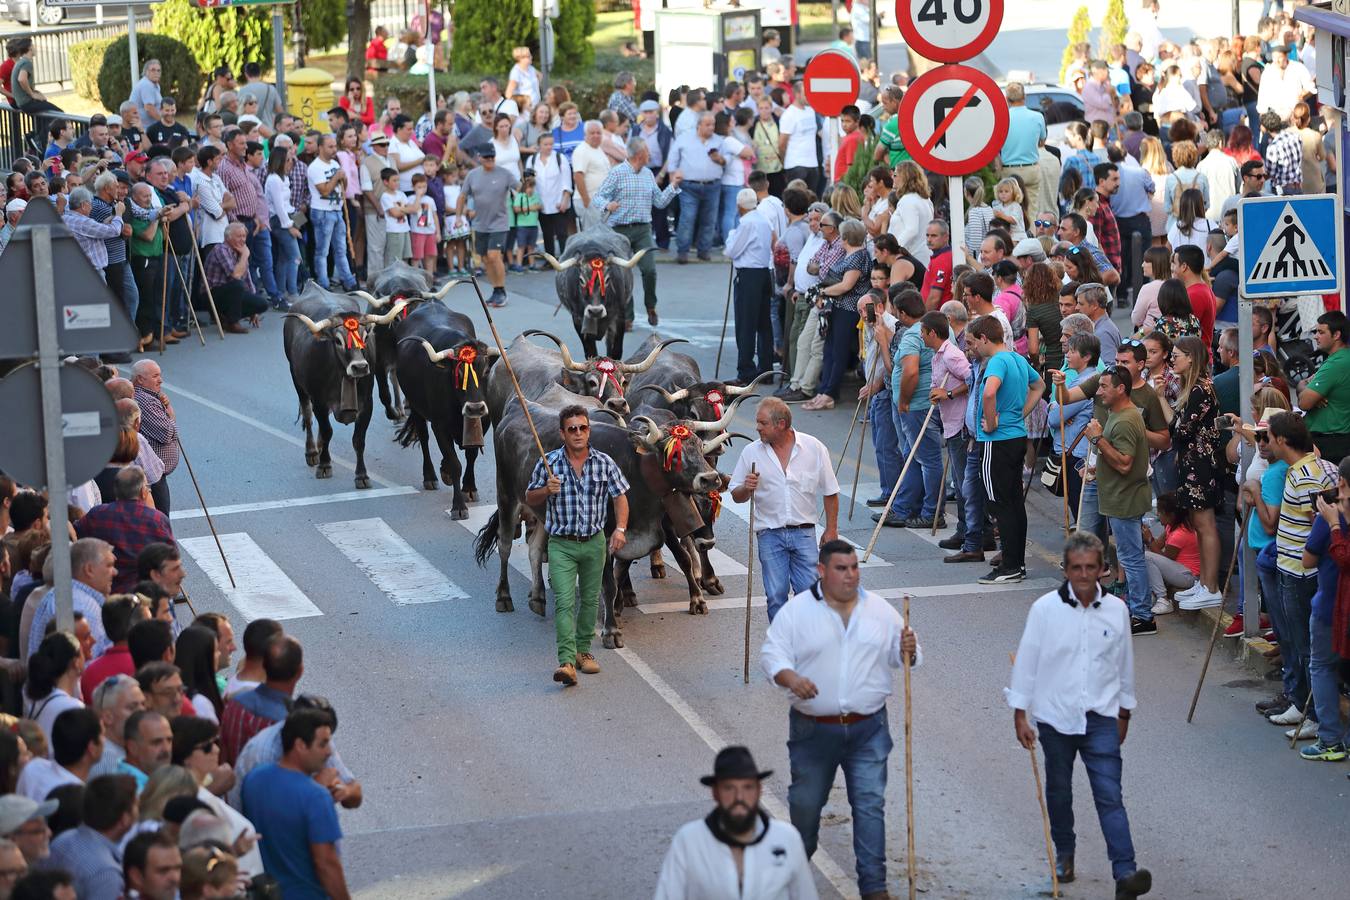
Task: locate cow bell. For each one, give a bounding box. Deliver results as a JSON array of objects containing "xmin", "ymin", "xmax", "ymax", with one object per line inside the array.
[
  {"xmin": 662, "ymin": 492, "xmax": 706, "ymax": 540},
  {"xmin": 461, "ymin": 415, "xmax": 485, "ymax": 449}
]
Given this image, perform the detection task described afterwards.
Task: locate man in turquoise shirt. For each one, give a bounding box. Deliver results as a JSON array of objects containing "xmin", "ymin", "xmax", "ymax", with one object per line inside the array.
[
  {"xmin": 879, "ymin": 290, "xmax": 944, "ymax": 528},
  {"xmin": 998, "ymin": 83, "xmax": 1047, "ymax": 216}
]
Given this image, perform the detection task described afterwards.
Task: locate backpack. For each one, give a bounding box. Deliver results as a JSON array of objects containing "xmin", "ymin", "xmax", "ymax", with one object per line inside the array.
[{"xmin": 1170, "ymin": 170, "xmax": 1201, "ymax": 221}]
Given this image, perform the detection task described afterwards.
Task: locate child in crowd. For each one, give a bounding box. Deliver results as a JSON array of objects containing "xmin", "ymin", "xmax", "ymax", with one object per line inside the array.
[
  {"xmin": 991, "ymin": 176, "xmax": 1027, "ymax": 240},
  {"xmin": 442, "ymin": 165, "xmax": 471, "ymax": 276},
  {"xmin": 409, "ymin": 172, "xmax": 440, "ymax": 276},
  {"xmin": 507, "ymin": 169, "xmax": 541, "ymax": 273},
  {"xmin": 1142, "ymin": 491, "xmax": 1201, "ymax": 615},
  {"xmin": 963, "ymin": 175, "xmax": 994, "ymax": 261},
  {"xmin": 420, "ymin": 156, "xmax": 447, "ymax": 267},
  {"xmin": 379, "ymin": 167, "xmax": 415, "ymax": 266}
]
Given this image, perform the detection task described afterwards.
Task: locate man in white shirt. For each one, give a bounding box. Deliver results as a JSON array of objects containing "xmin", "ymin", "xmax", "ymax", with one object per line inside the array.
[
  {"xmin": 1256, "ymin": 45, "xmax": 1315, "ymax": 121},
  {"xmin": 306, "ymin": 133, "xmax": 358, "ymax": 292},
  {"xmin": 777, "ymin": 86, "xmax": 820, "ymax": 193},
  {"xmin": 653, "ymin": 747, "xmax": 817, "ymax": 900},
  {"xmin": 570, "ymin": 121, "xmax": 613, "ymax": 230},
  {"xmin": 730, "ymin": 398, "xmax": 841, "ymax": 620},
  {"xmin": 724, "ymin": 189, "xmax": 776, "ymax": 385},
  {"xmin": 760, "ymin": 540, "xmax": 920, "ymax": 900},
  {"xmin": 1006, "ymin": 532, "xmax": 1151, "ymax": 899}
]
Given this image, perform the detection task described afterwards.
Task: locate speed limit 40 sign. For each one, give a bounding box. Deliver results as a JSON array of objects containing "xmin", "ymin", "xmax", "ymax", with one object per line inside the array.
[{"xmin": 896, "ymin": 0, "xmax": 1003, "ymax": 63}]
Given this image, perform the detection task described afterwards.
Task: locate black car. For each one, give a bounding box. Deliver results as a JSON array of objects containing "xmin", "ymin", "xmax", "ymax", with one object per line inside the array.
[{"xmin": 0, "ymin": 0, "xmax": 155, "ymax": 28}]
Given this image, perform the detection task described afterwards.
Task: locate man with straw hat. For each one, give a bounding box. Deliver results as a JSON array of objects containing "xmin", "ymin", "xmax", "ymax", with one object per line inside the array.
[
  {"xmin": 1007, "ymin": 532, "xmax": 1152, "ymax": 899},
  {"xmin": 654, "ymin": 746, "xmax": 816, "ymax": 899}
]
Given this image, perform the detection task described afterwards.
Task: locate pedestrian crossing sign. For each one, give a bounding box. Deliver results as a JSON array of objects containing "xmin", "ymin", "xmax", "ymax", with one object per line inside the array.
[{"xmin": 1238, "ymin": 193, "xmax": 1343, "ymax": 298}]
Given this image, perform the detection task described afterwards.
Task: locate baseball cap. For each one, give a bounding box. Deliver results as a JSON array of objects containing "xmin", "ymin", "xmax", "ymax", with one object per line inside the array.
[
  {"xmin": 0, "ymin": 795, "xmax": 58, "ymax": 834},
  {"xmin": 113, "ymin": 170, "xmax": 132, "ymax": 185},
  {"xmin": 105, "ymin": 114, "xmax": 122, "ymax": 127},
  {"xmin": 125, "ymin": 151, "xmax": 149, "ymax": 164},
  {"xmin": 479, "ymin": 144, "xmax": 496, "ymax": 158},
  {"xmin": 638, "ymin": 99, "xmax": 660, "ymax": 113},
  {"xmin": 1012, "ymin": 237, "xmax": 1047, "ymax": 260},
  {"xmin": 4, "ymin": 198, "xmax": 26, "ymax": 214}
]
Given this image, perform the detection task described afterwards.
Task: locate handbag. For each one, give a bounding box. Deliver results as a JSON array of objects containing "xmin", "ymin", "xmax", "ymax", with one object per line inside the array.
[{"xmin": 1040, "ymin": 454, "xmax": 1066, "ymax": 497}]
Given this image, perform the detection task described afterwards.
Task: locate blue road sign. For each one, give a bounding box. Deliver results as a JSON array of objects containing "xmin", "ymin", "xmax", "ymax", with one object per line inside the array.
[{"xmin": 1238, "ymin": 193, "xmax": 1343, "ymax": 298}]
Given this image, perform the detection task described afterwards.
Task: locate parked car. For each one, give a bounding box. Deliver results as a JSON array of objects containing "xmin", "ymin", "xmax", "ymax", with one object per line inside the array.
[
  {"xmin": 1020, "ymin": 83, "xmax": 1086, "ymax": 142},
  {"xmin": 0, "ymin": 0, "xmax": 155, "ymax": 28}
]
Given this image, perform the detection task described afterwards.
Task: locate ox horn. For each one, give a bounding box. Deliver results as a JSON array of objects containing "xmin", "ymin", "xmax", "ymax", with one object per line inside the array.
[
  {"xmin": 687, "ymin": 395, "xmax": 750, "ymax": 435},
  {"xmin": 607, "ymin": 247, "xmax": 649, "ymax": 269},
  {"xmin": 702, "ymin": 431, "xmax": 754, "ymax": 453},
  {"xmin": 619, "ymin": 337, "xmax": 689, "ymax": 374},
  {"xmin": 634, "ymin": 384, "xmax": 690, "ymax": 405},
  {"xmin": 484, "ymin": 346, "xmax": 501, "ymax": 359},
  {"xmin": 630, "ymin": 415, "xmax": 664, "ymax": 450},
  {"xmin": 362, "ymin": 299, "xmax": 409, "ymax": 326},
  {"xmin": 403, "ymin": 338, "xmax": 454, "ymax": 363},
  {"xmin": 351, "ymin": 289, "xmax": 389, "ymax": 308},
  {"xmin": 285, "ymin": 313, "xmax": 331, "ymax": 335},
  {"xmin": 522, "ymin": 329, "xmax": 587, "ymax": 372},
  {"xmin": 428, "ymin": 278, "xmax": 466, "ymax": 300},
  {"xmin": 723, "ymin": 370, "xmax": 776, "ymax": 396},
  {"xmin": 540, "ymin": 253, "xmax": 577, "ymax": 271}
]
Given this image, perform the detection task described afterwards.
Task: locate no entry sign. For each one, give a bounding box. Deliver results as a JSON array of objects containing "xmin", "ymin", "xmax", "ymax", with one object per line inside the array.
[
  {"xmin": 803, "ymin": 49, "xmax": 860, "ymax": 117},
  {"xmin": 896, "ymin": 0, "xmax": 1004, "ymax": 63},
  {"xmin": 897, "ymin": 64, "xmax": 1009, "ymax": 176}
]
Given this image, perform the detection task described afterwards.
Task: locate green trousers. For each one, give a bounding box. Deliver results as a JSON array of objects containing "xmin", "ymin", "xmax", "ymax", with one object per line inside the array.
[
  {"xmin": 786, "ymin": 293, "xmax": 811, "ymax": 377},
  {"xmin": 613, "ymin": 222, "xmax": 658, "ymax": 320},
  {"xmin": 548, "ymin": 532, "xmax": 606, "ymax": 664}
]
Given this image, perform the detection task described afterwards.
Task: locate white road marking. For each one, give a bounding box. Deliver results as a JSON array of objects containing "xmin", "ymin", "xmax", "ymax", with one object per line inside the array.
[
  {"xmin": 614, "ymin": 646, "xmax": 860, "ymax": 899},
  {"xmin": 637, "ymin": 578, "xmax": 1059, "ymax": 614},
  {"xmin": 452, "ymin": 505, "xmax": 539, "ymax": 578},
  {"xmin": 179, "ymin": 533, "xmax": 324, "ymax": 621},
  {"xmin": 165, "ymin": 382, "xmax": 400, "ymax": 489},
  {"xmin": 318, "ymin": 518, "xmax": 470, "ymax": 605},
  {"xmin": 170, "ymin": 486, "xmax": 417, "ymax": 521},
  {"xmin": 703, "ymin": 547, "xmax": 749, "ymax": 577}
]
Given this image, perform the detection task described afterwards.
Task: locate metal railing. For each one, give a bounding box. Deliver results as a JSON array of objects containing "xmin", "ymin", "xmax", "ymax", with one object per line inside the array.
[
  {"xmin": 0, "ymin": 103, "xmax": 90, "ymax": 170},
  {"xmin": 12, "ymin": 15, "xmax": 155, "ymax": 89},
  {"xmin": 370, "ymin": 0, "xmax": 410, "ymax": 33}
]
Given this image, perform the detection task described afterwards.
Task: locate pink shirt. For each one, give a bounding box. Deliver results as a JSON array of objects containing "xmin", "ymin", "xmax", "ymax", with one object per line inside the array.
[
  {"xmin": 1081, "ymin": 77, "xmax": 1118, "ymax": 124},
  {"xmin": 930, "ymin": 339, "xmax": 972, "ymax": 439},
  {"xmin": 995, "ymin": 285, "xmax": 1028, "ymax": 354}
]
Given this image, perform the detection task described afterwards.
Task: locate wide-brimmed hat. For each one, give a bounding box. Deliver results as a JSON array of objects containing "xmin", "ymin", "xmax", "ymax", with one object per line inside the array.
[
  {"xmin": 1236, "ymin": 406, "xmax": 1291, "ymax": 440},
  {"xmin": 700, "ymin": 746, "xmax": 773, "ymax": 786},
  {"xmin": 0, "ymin": 795, "xmax": 57, "ymax": 834},
  {"xmin": 369, "ymin": 133, "xmax": 390, "ymax": 145}
]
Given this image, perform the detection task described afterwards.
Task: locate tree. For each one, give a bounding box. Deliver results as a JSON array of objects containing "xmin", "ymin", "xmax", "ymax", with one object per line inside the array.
[
  {"xmin": 450, "ymin": 0, "xmax": 595, "ymax": 74},
  {"xmin": 1098, "ymin": 0, "xmax": 1128, "ymax": 59},
  {"xmin": 297, "ymin": 0, "xmax": 346, "ymax": 54},
  {"xmin": 346, "ymin": 0, "xmax": 371, "ymax": 81},
  {"xmin": 1059, "ymin": 7, "xmax": 1091, "ymax": 84},
  {"xmin": 553, "ymin": 0, "xmax": 597, "ymax": 73},
  {"xmin": 152, "ymin": 0, "xmax": 272, "ymax": 76}
]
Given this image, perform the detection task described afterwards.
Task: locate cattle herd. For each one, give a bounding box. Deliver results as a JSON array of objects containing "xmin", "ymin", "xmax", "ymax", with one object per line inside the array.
[{"xmin": 281, "ymin": 226, "xmax": 767, "ymax": 648}]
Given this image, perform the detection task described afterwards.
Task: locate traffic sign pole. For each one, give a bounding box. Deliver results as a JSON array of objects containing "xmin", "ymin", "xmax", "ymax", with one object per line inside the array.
[
  {"xmin": 31, "ymin": 227, "xmax": 74, "ymax": 633},
  {"xmin": 127, "ymin": 6, "xmax": 139, "ymax": 97},
  {"xmin": 949, "ymin": 176, "xmax": 964, "ymax": 267}
]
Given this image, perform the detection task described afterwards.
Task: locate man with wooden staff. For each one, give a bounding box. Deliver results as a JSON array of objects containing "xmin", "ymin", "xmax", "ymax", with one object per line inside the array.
[
  {"xmin": 729, "ymin": 398, "xmax": 839, "ymax": 622},
  {"xmin": 1006, "ymin": 532, "xmax": 1152, "ymax": 900},
  {"xmin": 760, "ymin": 539, "xmax": 919, "ymax": 900},
  {"xmin": 524, "ymin": 405, "xmax": 630, "ymax": 688}
]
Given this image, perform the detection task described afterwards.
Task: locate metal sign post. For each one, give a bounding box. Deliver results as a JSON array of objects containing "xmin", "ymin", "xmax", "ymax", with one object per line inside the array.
[
  {"xmin": 273, "ymin": 9, "xmax": 287, "ymax": 106},
  {"xmin": 127, "ymin": 5, "xmax": 139, "ymax": 89}
]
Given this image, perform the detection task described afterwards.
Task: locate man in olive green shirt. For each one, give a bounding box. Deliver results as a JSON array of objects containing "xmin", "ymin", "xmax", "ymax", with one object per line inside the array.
[
  {"xmin": 1298, "ymin": 311, "xmax": 1350, "ymax": 464},
  {"xmin": 1083, "ymin": 367, "xmax": 1155, "ymax": 635}
]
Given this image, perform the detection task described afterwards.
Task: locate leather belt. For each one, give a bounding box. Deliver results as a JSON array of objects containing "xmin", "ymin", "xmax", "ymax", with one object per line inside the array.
[
  {"xmin": 685, "ymin": 178, "xmax": 718, "ymax": 184},
  {"xmin": 806, "ymin": 711, "xmax": 876, "ymax": 725},
  {"xmin": 549, "ymin": 531, "xmax": 600, "ymax": 542},
  {"xmin": 779, "ymin": 523, "xmax": 815, "ymax": 529}
]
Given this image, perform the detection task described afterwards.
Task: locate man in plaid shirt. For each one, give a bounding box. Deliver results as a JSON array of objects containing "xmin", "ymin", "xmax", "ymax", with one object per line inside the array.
[
  {"xmin": 74, "ymin": 467, "xmax": 173, "ymax": 594},
  {"xmin": 1090, "ymin": 162, "xmax": 1123, "ymax": 272},
  {"xmin": 1261, "ymin": 110, "xmax": 1303, "ymax": 195},
  {"xmin": 525, "ymin": 405, "xmax": 630, "ymax": 687},
  {"xmin": 132, "ymin": 359, "xmax": 179, "ymax": 514}
]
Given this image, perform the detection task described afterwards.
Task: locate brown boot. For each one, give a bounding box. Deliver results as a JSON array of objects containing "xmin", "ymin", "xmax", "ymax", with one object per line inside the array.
[
  {"xmin": 552, "ymin": 663, "xmax": 577, "ymax": 686},
  {"xmin": 575, "ymin": 652, "xmax": 600, "ymax": 675}
]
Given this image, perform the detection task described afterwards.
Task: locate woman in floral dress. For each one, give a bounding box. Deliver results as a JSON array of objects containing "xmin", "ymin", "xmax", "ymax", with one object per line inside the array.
[
  {"xmin": 1169, "ymin": 335, "xmax": 1225, "ymax": 607},
  {"xmin": 1149, "ymin": 278, "xmax": 1202, "ymax": 343}
]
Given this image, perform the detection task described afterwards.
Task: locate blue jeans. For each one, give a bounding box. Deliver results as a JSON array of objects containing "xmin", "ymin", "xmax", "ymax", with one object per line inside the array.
[
  {"xmin": 961, "ymin": 440, "xmax": 987, "ymax": 553},
  {"xmin": 244, "ymin": 219, "xmax": 280, "ymax": 302},
  {"xmin": 787, "ymin": 707, "xmax": 891, "ymax": 895},
  {"xmin": 311, "ymin": 207, "xmax": 356, "ymax": 290},
  {"xmin": 1220, "ymin": 106, "xmax": 1245, "ymax": 133},
  {"xmin": 817, "ymin": 307, "xmax": 860, "ymax": 397},
  {"xmin": 1106, "ymin": 515, "xmax": 1150, "ymax": 621},
  {"xmin": 1149, "ymin": 447, "xmax": 1178, "ymax": 497},
  {"xmin": 1311, "ymin": 617, "xmax": 1348, "ymax": 745},
  {"xmin": 718, "ymin": 183, "xmax": 740, "ymax": 244},
  {"xmin": 942, "ymin": 434, "xmax": 969, "ymax": 539},
  {"xmin": 893, "ymin": 406, "xmax": 944, "ymax": 520},
  {"xmin": 758, "ymin": 526, "xmax": 819, "ymax": 621},
  {"xmin": 105, "ymin": 260, "xmax": 139, "ymax": 326},
  {"xmin": 270, "ymin": 220, "xmax": 301, "ymax": 295},
  {"xmin": 1277, "ymin": 571, "xmax": 1316, "ymax": 713},
  {"xmin": 163, "ymin": 251, "xmax": 192, "ymax": 329},
  {"xmin": 675, "ymin": 181, "xmax": 718, "ymax": 255},
  {"xmin": 1075, "ymin": 465, "xmax": 1107, "ymax": 543},
  {"xmin": 1256, "ymin": 544, "xmax": 1296, "ymax": 698},
  {"xmin": 869, "ymin": 390, "xmax": 900, "ymax": 501},
  {"xmin": 1038, "ymin": 713, "xmax": 1138, "ymax": 881}
]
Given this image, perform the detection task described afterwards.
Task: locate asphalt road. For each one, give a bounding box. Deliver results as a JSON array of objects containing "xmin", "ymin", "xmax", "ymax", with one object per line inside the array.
[{"xmin": 140, "ymin": 254, "xmax": 1350, "ymax": 900}]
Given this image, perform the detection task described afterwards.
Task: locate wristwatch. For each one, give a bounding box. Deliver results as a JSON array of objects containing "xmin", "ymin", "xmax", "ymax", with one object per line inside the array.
[
  {"xmin": 946, "ymin": 389, "xmax": 954, "ymax": 400},
  {"xmin": 1089, "ymin": 436, "xmax": 1101, "ymax": 447},
  {"xmin": 615, "ymin": 527, "xmax": 626, "ymax": 534}
]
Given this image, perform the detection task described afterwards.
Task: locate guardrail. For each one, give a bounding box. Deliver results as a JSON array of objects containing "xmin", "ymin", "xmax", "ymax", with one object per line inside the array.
[
  {"xmin": 0, "ymin": 103, "xmax": 90, "ymax": 170},
  {"xmin": 12, "ymin": 15, "xmax": 155, "ymax": 89}
]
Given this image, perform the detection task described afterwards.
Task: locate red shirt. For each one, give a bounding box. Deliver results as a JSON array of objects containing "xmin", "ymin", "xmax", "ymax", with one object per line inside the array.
[
  {"xmin": 921, "ymin": 248, "xmax": 953, "ymax": 308},
  {"xmin": 80, "ymin": 645, "xmax": 134, "ymax": 705},
  {"xmin": 834, "ymin": 129, "xmax": 864, "ymax": 182},
  {"xmin": 0, "ymin": 58, "xmax": 14, "ymax": 99},
  {"xmin": 340, "ymin": 94, "xmax": 375, "ymax": 128},
  {"xmin": 1186, "ymin": 282, "xmax": 1216, "ymax": 347}
]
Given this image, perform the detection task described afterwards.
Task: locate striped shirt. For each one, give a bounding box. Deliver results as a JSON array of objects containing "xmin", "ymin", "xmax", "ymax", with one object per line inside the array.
[
  {"xmin": 1277, "ymin": 452, "xmax": 1338, "ymax": 576},
  {"xmin": 27, "ymin": 580, "xmax": 108, "ymax": 662},
  {"xmin": 217, "ymin": 152, "xmax": 267, "ymax": 220},
  {"xmin": 88, "ymin": 197, "xmax": 127, "ymax": 264},
  {"xmin": 62, "ymin": 209, "xmax": 122, "ymax": 271},
  {"xmin": 527, "ymin": 447, "xmax": 630, "ymax": 538},
  {"xmin": 135, "ymin": 386, "xmax": 180, "ymax": 474},
  {"xmin": 593, "ymin": 162, "xmax": 679, "ymax": 226},
  {"xmin": 47, "ymin": 825, "xmax": 123, "ymax": 900}
]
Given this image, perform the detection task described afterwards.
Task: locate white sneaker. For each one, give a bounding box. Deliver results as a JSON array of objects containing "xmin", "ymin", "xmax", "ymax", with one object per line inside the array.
[
  {"xmin": 1151, "ymin": 596, "xmax": 1175, "ymax": 615},
  {"xmin": 1174, "ymin": 582, "xmax": 1204, "ymax": 599},
  {"xmin": 1178, "ymin": 588, "xmax": 1224, "ymax": 610},
  {"xmin": 1269, "ymin": 705, "xmax": 1306, "ymax": 726},
  {"xmin": 1285, "ymin": 719, "xmax": 1319, "ymax": 740}
]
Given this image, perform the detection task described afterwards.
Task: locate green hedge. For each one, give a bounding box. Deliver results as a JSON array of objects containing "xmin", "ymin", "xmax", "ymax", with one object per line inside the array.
[
  {"xmin": 448, "ymin": 0, "xmax": 595, "ymax": 75},
  {"xmin": 70, "ymin": 36, "xmax": 117, "ymax": 106},
  {"xmin": 374, "ymin": 67, "xmax": 654, "ymax": 120},
  {"xmin": 99, "ymin": 34, "xmax": 204, "ymax": 116}
]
